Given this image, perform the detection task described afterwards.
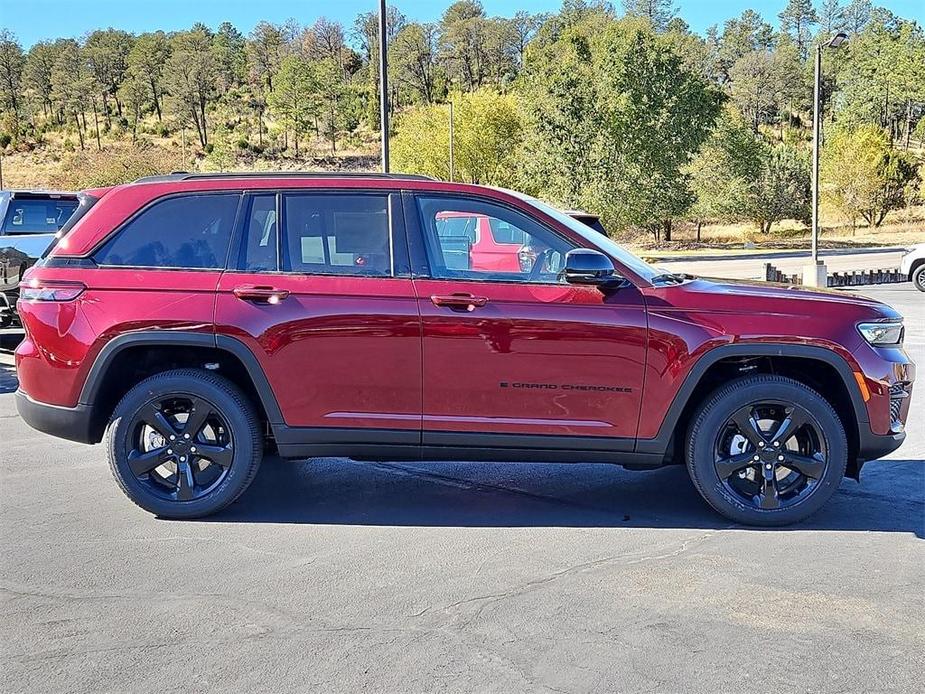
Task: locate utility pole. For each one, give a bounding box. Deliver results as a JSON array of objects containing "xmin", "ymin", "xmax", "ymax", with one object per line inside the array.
[
  {"xmin": 378, "ymin": 0, "xmax": 390, "ymax": 173},
  {"xmin": 805, "ymin": 31, "xmax": 848, "ymax": 287},
  {"xmin": 448, "ymin": 100, "xmax": 455, "ymax": 182}
]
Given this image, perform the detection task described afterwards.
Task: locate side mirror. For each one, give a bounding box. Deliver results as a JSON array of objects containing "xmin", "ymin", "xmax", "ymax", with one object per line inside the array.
[{"xmin": 563, "ymin": 249, "xmax": 619, "ymax": 286}]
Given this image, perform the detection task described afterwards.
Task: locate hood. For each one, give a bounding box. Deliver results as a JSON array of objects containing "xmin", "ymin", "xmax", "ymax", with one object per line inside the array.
[{"xmin": 659, "ymin": 276, "xmax": 901, "ymax": 320}]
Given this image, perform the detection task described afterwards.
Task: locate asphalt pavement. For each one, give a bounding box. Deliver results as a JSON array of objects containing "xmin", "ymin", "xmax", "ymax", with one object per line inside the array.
[{"xmin": 1, "ymin": 285, "xmax": 922, "ymax": 693}]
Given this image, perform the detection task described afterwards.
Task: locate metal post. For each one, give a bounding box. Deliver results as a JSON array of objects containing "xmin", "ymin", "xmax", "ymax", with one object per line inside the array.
[
  {"xmin": 448, "ymin": 100, "xmax": 455, "ymax": 182},
  {"xmin": 378, "ymin": 0, "xmax": 390, "ymax": 173},
  {"xmin": 811, "ymin": 45, "xmax": 822, "ymax": 265}
]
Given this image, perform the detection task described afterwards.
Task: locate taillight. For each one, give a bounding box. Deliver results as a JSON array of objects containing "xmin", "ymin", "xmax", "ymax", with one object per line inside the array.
[{"xmin": 19, "ymin": 279, "xmax": 86, "ymax": 302}]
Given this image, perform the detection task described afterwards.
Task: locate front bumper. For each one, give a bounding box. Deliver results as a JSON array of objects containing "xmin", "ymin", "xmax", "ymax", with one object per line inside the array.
[
  {"xmin": 15, "ymin": 389, "xmax": 97, "ymax": 444},
  {"xmin": 857, "ymin": 427, "xmax": 906, "ymax": 462}
]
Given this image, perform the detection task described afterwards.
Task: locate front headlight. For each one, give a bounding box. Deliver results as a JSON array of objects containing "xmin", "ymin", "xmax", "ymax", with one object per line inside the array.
[{"xmin": 858, "ymin": 321, "xmax": 904, "ymax": 346}]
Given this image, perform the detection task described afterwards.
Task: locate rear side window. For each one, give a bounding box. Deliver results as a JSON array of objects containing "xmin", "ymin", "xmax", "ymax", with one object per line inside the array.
[
  {"xmin": 94, "ymin": 194, "xmax": 240, "ymax": 269},
  {"xmin": 280, "ymin": 194, "xmax": 391, "ymax": 277},
  {"xmin": 2, "ymin": 198, "xmax": 79, "ymax": 234}
]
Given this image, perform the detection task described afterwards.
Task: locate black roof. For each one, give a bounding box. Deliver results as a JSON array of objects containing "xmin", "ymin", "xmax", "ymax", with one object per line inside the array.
[{"xmin": 133, "ymin": 171, "xmax": 437, "ymax": 184}]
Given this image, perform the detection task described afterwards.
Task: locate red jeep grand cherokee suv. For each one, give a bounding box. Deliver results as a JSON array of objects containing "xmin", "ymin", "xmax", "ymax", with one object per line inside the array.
[{"xmin": 14, "ymin": 172, "xmax": 915, "ymax": 525}]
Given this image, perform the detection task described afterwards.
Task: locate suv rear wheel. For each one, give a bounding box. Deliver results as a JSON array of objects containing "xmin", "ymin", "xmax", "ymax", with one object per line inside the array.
[
  {"xmin": 686, "ymin": 375, "xmax": 847, "ymax": 526},
  {"xmin": 105, "ymin": 369, "xmax": 263, "ymax": 519}
]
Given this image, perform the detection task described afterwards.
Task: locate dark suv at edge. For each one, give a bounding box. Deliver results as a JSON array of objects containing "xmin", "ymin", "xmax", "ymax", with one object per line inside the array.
[{"xmin": 14, "ymin": 172, "xmax": 915, "ymax": 525}]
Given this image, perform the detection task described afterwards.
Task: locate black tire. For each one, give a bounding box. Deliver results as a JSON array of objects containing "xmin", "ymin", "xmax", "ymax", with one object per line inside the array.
[
  {"xmin": 686, "ymin": 374, "xmax": 848, "ymax": 526},
  {"xmin": 912, "ymin": 263, "xmax": 925, "ymax": 293},
  {"xmin": 106, "ymin": 369, "xmax": 263, "ymax": 519}
]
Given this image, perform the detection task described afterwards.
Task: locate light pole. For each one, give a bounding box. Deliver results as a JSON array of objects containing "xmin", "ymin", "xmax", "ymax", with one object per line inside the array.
[
  {"xmin": 806, "ymin": 31, "xmax": 848, "ymax": 286},
  {"xmin": 378, "ymin": 0, "xmax": 390, "ymax": 173},
  {"xmin": 448, "ymin": 100, "xmax": 455, "ymax": 182}
]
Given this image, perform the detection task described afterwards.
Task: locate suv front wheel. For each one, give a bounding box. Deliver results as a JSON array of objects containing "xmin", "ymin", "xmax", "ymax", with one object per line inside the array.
[
  {"xmin": 686, "ymin": 375, "xmax": 848, "ymax": 526},
  {"xmin": 106, "ymin": 369, "xmax": 263, "ymax": 519}
]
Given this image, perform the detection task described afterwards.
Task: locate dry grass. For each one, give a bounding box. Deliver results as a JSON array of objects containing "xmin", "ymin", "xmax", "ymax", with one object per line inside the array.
[{"xmin": 2, "ymin": 131, "xmax": 923, "ymax": 253}]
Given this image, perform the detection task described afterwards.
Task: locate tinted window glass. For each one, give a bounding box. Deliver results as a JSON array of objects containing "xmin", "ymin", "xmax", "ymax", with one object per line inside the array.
[
  {"xmin": 282, "ymin": 194, "xmax": 391, "ymax": 277},
  {"xmin": 95, "ymin": 194, "xmax": 239, "ymax": 269},
  {"xmin": 2, "ymin": 198, "xmax": 79, "ymax": 233},
  {"xmin": 241, "ymin": 195, "xmax": 278, "ymax": 272},
  {"xmin": 417, "ymin": 196, "xmax": 574, "ymax": 283},
  {"xmin": 488, "ymin": 217, "xmax": 526, "ymax": 245}
]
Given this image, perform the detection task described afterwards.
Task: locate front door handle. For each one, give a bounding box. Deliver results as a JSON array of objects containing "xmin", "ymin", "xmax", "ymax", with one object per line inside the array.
[
  {"xmin": 430, "ymin": 293, "xmax": 489, "ymax": 311},
  {"xmin": 233, "ymin": 285, "xmax": 290, "ymax": 304}
]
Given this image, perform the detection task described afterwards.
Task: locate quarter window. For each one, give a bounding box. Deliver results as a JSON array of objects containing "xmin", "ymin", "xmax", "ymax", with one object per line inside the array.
[{"xmin": 94, "ymin": 194, "xmax": 239, "ymax": 269}]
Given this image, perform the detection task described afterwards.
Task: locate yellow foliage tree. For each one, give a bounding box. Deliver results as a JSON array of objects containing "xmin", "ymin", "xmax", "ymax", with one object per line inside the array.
[{"xmin": 391, "ymin": 89, "xmax": 523, "ymax": 185}]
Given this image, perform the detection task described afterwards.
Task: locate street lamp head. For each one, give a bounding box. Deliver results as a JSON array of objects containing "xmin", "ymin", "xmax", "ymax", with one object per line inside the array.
[{"xmin": 825, "ymin": 32, "xmax": 849, "ymax": 49}]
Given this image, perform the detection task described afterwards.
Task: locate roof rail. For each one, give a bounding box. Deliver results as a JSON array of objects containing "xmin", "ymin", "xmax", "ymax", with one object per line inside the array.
[{"xmin": 132, "ymin": 171, "xmax": 437, "ymax": 184}]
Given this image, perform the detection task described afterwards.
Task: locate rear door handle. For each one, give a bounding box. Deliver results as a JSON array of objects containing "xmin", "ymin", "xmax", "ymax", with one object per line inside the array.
[
  {"xmin": 430, "ymin": 293, "xmax": 489, "ymax": 311},
  {"xmin": 233, "ymin": 285, "xmax": 290, "ymax": 304}
]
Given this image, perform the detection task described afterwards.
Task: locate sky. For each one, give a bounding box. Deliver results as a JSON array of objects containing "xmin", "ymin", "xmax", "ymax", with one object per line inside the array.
[{"xmin": 1, "ymin": 0, "xmax": 923, "ymax": 47}]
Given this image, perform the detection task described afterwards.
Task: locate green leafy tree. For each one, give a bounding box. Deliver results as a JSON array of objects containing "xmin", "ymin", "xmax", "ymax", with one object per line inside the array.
[
  {"xmin": 127, "ymin": 32, "xmax": 170, "ymax": 121},
  {"xmin": 392, "ymin": 89, "xmax": 522, "ymax": 185},
  {"xmin": 50, "ymin": 39, "xmax": 93, "ymax": 150},
  {"xmin": 0, "ymin": 30, "xmax": 25, "ymax": 129},
  {"xmin": 267, "ymin": 56, "xmax": 319, "ymax": 156},
  {"xmin": 843, "ymin": 0, "xmax": 873, "ymax": 34},
  {"xmin": 247, "ymin": 21, "xmax": 286, "ymax": 93},
  {"xmin": 24, "ymin": 40, "xmax": 59, "ymax": 121},
  {"xmin": 118, "ymin": 71, "xmax": 149, "ymax": 142},
  {"xmin": 391, "ymin": 23, "xmax": 443, "ymax": 104},
  {"xmin": 212, "ymin": 23, "xmax": 247, "ymax": 93},
  {"xmin": 747, "ymin": 142, "xmax": 811, "ymax": 232},
  {"xmin": 520, "ymin": 16, "xmax": 722, "ymax": 239},
  {"xmin": 166, "ymin": 29, "xmax": 216, "ymax": 148},
  {"xmin": 821, "ymin": 123, "xmax": 920, "ymax": 228},
  {"xmin": 715, "ymin": 10, "xmax": 774, "ymax": 83},
  {"xmin": 440, "ymin": 1, "xmax": 490, "ymax": 90},
  {"xmin": 818, "ymin": 0, "xmax": 846, "ymax": 36},
  {"xmin": 778, "ymin": 0, "xmax": 818, "ymax": 59},
  {"xmin": 621, "ymin": 0, "xmax": 677, "ymax": 32},
  {"xmin": 84, "ymin": 29, "xmax": 134, "ymax": 123},
  {"xmin": 688, "ymin": 109, "xmax": 764, "ymax": 236}
]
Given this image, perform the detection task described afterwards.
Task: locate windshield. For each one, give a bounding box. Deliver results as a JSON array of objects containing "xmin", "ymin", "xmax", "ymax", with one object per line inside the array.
[
  {"xmin": 503, "ymin": 190, "xmax": 661, "ymax": 283},
  {"xmin": 2, "ymin": 197, "xmax": 79, "ymax": 234}
]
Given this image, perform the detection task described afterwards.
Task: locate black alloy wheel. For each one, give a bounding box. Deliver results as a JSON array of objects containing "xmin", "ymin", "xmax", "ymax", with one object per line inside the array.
[
  {"xmin": 126, "ymin": 395, "xmax": 235, "ymax": 502},
  {"xmin": 686, "ymin": 374, "xmax": 848, "ymax": 526},
  {"xmin": 106, "ymin": 369, "xmax": 262, "ymax": 519},
  {"xmin": 713, "ymin": 401, "xmax": 827, "ymax": 511}
]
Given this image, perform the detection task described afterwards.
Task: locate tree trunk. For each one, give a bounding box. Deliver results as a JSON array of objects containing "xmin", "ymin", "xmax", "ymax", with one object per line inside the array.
[
  {"xmin": 696, "ymin": 221, "xmax": 702, "ymax": 242},
  {"xmin": 74, "ymin": 112, "xmax": 85, "ymax": 150},
  {"xmin": 92, "ymin": 100, "xmax": 101, "ymax": 151},
  {"xmin": 101, "ymin": 92, "xmax": 111, "ymax": 128},
  {"xmin": 904, "ymin": 100, "xmax": 912, "ymax": 151},
  {"xmin": 662, "ymin": 219, "xmax": 672, "ymax": 242},
  {"xmin": 150, "ymin": 80, "xmax": 162, "ymax": 121},
  {"xmin": 294, "ymin": 132, "xmax": 299, "ymax": 157}
]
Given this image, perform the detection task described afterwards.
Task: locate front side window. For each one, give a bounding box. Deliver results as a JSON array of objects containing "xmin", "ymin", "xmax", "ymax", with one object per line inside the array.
[
  {"xmin": 280, "ymin": 194, "xmax": 391, "ymax": 277},
  {"xmin": 94, "ymin": 194, "xmax": 240, "ymax": 269},
  {"xmin": 417, "ymin": 196, "xmax": 574, "ymax": 283}
]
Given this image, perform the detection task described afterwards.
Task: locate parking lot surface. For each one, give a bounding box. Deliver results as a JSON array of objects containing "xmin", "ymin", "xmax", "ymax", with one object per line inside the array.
[{"xmin": 1, "ymin": 285, "xmax": 922, "ymax": 693}]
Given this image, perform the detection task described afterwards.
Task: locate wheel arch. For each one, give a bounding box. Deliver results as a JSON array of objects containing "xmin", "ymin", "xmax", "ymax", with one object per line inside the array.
[
  {"xmin": 78, "ymin": 331, "xmax": 284, "ymax": 442},
  {"xmin": 637, "ymin": 344, "xmax": 867, "ymax": 474}
]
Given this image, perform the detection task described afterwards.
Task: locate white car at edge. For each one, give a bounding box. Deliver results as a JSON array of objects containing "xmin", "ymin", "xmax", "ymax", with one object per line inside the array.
[{"xmin": 900, "ymin": 244, "xmax": 925, "ymax": 292}]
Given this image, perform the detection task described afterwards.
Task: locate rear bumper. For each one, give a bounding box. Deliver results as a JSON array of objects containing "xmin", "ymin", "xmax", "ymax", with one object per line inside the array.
[{"xmin": 15, "ymin": 389, "xmax": 96, "ymax": 444}]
